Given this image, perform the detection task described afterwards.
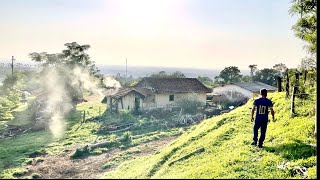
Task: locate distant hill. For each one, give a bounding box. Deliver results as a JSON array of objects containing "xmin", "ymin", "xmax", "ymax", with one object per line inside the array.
[
  {"xmin": 97, "ymin": 65, "xmax": 250, "ymax": 78},
  {"xmin": 0, "ymin": 59, "xmax": 250, "ymax": 79},
  {"xmin": 104, "ymin": 92, "xmax": 316, "ymax": 178}
]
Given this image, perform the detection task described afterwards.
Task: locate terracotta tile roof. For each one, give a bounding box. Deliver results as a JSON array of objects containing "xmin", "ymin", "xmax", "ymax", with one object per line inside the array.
[
  {"xmin": 134, "ymin": 77, "xmax": 212, "ymax": 93},
  {"xmin": 109, "ymin": 88, "xmax": 145, "ymax": 98}
]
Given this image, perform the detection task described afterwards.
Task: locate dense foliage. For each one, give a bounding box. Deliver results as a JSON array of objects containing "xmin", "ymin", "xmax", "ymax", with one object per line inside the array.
[
  {"xmin": 289, "ymin": 0, "xmax": 317, "ymax": 55},
  {"xmin": 214, "ymin": 66, "xmax": 242, "ymax": 84},
  {"xmin": 29, "ymin": 42, "xmax": 104, "ymax": 103}
]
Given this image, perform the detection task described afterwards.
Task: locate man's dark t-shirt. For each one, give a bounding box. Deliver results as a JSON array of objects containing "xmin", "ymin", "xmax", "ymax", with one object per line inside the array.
[{"xmin": 253, "ymin": 97, "xmax": 273, "ymax": 121}]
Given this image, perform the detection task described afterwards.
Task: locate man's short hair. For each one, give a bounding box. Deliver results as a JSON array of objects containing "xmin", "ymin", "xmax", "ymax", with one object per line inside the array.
[{"xmin": 260, "ymin": 88, "xmax": 267, "ymax": 96}]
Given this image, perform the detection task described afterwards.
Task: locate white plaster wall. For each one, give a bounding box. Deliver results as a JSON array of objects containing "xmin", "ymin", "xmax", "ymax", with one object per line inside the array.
[
  {"xmin": 142, "ymin": 95, "xmax": 156, "ymax": 108},
  {"xmin": 120, "ymin": 93, "xmax": 136, "ymax": 110},
  {"xmin": 107, "ymin": 92, "xmax": 206, "ymax": 110},
  {"xmin": 154, "ymin": 93, "xmax": 206, "ymax": 107},
  {"xmin": 107, "ymin": 93, "xmax": 143, "ymax": 111}
]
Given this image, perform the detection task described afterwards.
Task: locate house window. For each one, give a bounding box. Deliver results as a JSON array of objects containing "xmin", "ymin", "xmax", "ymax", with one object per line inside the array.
[{"xmin": 169, "ymin": 95, "xmax": 174, "ymax": 101}]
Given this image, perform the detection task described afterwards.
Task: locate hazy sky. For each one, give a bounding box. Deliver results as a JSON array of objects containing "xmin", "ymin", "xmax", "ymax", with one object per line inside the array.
[{"xmin": 0, "ymin": 0, "xmax": 306, "ymax": 70}]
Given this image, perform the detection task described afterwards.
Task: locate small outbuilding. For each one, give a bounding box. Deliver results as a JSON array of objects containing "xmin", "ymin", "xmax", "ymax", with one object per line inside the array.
[{"xmin": 212, "ymin": 81, "xmax": 277, "ymax": 100}]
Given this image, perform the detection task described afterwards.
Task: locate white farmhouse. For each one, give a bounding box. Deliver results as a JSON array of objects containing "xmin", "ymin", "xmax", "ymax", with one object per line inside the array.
[{"xmin": 103, "ymin": 77, "xmax": 212, "ymax": 112}]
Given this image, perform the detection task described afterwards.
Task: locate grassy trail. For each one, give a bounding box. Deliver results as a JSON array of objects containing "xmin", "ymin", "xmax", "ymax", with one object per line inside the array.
[{"xmin": 104, "ymin": 92, "xmax": 316, "ymax": 179}]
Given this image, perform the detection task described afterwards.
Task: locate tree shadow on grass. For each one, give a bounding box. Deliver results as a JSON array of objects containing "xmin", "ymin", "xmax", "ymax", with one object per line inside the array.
[{"xmin": 264, "ymin": 139, "xmax": 316, "ymax": 161}]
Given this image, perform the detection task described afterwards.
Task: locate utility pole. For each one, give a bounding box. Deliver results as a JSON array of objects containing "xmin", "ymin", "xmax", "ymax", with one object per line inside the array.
[
  {"xmin": 11, "ymin": 56, "xmax": 15, "ymax": 75},
  {"xmin": 125, "ymin": 57, "xmax": 127, "ymax": 85}
]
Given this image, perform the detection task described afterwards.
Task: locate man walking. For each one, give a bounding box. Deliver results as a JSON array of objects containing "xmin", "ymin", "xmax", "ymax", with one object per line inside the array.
[{"xmin": 251, "ymin": 88, "xmax": 275, "ymax": 148}]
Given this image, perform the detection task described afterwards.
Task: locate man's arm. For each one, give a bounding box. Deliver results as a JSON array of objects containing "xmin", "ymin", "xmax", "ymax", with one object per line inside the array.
[
  {"xmin": 251, "ymin": 106, "xmax": 256, "ymax": 122},
  {"xmin": 270, "ymin": 107, "xmax": 275, "ymax": 122},
  {"xmin": 269, "ymin": 100, "xmax": 275, "ymax": 122}
]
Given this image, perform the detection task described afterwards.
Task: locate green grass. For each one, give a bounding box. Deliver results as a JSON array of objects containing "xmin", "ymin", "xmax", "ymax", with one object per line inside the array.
[
  {"xmin": 0, "ymin": 167, "xmax": 29, "ymax": 179},
  {"xmin": 104, "ymin": 92, "xmax": 317, "ymax": 179},
  {"xmin": 0, "ymin": 94, "xmax": 184, "ymax": 178},
  {"xmin": 0, "ymin": 131, "xmax": 52, "ymax": 176},
  {"xmin": 0, "ymin": 97, "xmax": 107, "ymax": 178}
]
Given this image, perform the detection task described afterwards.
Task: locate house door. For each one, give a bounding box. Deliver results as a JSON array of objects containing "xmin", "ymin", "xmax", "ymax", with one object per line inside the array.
[{"xmin": 135, "ymin": 97, "xmax": 140, "ymax": 111}]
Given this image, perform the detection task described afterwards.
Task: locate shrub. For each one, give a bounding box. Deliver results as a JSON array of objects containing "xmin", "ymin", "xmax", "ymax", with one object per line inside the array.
[
  {"xmin": 120, "ymin": 131, "xmax": 132, "ymax": 143},
  {"xmin": 102, "ymin": 162, "xmax": 113, "ymax": 169},
  {"xmin": 31, "ymin": 173, "xmax": 41, "ymax": 179},
  {"xmin": 118, "ymin": 110, "xmax": 135, "ymax": 123},
  {"xmin": 0, "ymin": 97, "xmax": 15, "ymax": 121},
  {"xmin": 70, "ymin": 146, "xmax": 90, "ymax": 159},
  {"xmin": 175, "ymin": 94, "xmax": 204, "ymax": 114},
  {"xmin": 6, "ymin": 90, "xmax": 22, "ymax": 106},
  {"xmin": 12, "ymin": 168, "xmax": 28, "ymax": 177},
  {"xmin": 24, "ymin": 158, "xmax": 33, "ymax": 165}
]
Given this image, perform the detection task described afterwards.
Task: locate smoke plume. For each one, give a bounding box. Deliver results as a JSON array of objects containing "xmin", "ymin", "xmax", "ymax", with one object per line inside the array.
[
  {"xmin": 37, "ymin": 65, "xmax": 122, "ymax": 139},
  {"xmin": 41, "ymin": 67, "xmax": 71, "ymax": 138}
]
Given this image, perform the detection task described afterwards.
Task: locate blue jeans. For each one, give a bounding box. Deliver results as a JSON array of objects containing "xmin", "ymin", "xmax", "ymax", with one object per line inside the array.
[{"xmin": 253, "ymin": 119, "xmax": 268, "ymax": 145}]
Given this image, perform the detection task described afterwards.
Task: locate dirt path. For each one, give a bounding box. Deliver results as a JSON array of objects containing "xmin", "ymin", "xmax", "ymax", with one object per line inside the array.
[{"xmin": 24, "ymin": 136, "xmax": 177, "ymax": 179}]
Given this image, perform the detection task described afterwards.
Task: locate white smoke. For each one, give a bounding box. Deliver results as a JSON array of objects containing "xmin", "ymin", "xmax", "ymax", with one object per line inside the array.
[
  {"xmin": 103, "ymin": 76, "xmax": 122, "ymax": 95},
  {"xmin": 71, "ymin": 66, "xmax": 104, "ymax": 96},
  {"xmin": 38, "ymin": 65, "xmax": 122, "ymax": 138},
  {"xmin": 42, "ymin": 67, "xmax": 71, "ymax": 139}
]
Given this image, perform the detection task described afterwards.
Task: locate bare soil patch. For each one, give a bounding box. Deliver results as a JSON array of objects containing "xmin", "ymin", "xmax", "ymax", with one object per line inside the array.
[{"xmin": 24, "ymin": 136, "xmax": 176, "ymax": 179}]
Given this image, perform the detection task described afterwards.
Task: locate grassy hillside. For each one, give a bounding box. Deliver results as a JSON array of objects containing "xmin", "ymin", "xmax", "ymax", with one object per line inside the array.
[
  {"xmin": 0, "ymin": 95, "xmax": 183, "ymax": 178},
  {"xmin": 104, "ymin": 92, "xmax": 317, "ymax": 179},
  {"xmin": 0, "ymin": 98, "xmax": 107, "ymax": 178}
]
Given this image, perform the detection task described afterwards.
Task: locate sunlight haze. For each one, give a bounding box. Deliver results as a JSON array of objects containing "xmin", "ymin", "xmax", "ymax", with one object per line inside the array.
[{"xmin": 0, "ymin": 0, "xmax": 306, "ymax": 70}]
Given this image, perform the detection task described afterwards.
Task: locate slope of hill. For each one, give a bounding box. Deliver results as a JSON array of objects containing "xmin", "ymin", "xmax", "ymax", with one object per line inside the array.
[{"xmin": 104, "ymin": 92, "xmax": 316, "ymax": 179}]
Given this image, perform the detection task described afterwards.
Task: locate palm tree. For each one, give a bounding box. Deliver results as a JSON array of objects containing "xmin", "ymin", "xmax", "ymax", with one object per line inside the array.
[{"xmin": 248, "ymin": 64, "xmax": 257, "ymax": 81}]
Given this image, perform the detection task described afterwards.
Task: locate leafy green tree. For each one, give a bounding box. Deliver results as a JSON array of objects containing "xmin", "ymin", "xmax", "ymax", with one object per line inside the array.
[
  {"xmin": 273, "ymin": 63, "xmax": 288, "ymax": 77},
  {"xmin": 170, "ymin": 71, "xmax": 186, "ymax": 78},
  {"xmin": 115, "ymin": 74, "xmax": 137, "ymax": 87},
  {"xmin": 150, "ymin": 71, "xmax": 186, "ymax": 78},
  {"xmin": 214, "ymin": 66, "xmax": 242, "ymax": 84},
  {"xmin": 197, "ymin": 76, "xmax": 214, "ymax": 87},
  {"xmin": 1, "ymin": 72, "xmax": 26, "ymax": 93},
  {"xmin": 241, "ymin": 75, "xmax": 251, "ymax": 82},
  {"xmin": 150, "ymin": 71, "xmax": 168, "ymax": 78},
  {"xmin": 289, "ymin": 0, "xmax": 317, "ymax": 55},
  {"xmin": 253, "ymin": 68, "xmax": 278, "ymax": 86},
  {"xmin": 29, "ymin": 42, "xmax": 104, "ymax": 103},
  {"xmin": 299, "ymin": 56, "xmax": 316, "ymax": 71}
]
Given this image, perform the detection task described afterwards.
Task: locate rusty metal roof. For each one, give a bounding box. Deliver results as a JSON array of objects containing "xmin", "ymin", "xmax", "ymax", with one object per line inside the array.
[{"xmin": 232, "ymin": 81, "xmax": 277, "ymax": 93}]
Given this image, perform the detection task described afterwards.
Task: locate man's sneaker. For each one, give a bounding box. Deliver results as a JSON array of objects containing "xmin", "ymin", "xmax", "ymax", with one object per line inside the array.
[
  {"xmin": 251, "ymin": 142, "xmax": 257, "ymax": 146},
  {"xmin": 258, "ymin": 144, "xmax": 263, "ymax": 148}
]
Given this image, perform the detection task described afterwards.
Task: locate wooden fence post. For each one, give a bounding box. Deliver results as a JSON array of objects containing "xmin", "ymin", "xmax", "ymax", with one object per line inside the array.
[
  {"xmin": 295, "ymin": 72, "xmax": 300, "ymax": 86},
  {"xmin": 285, "ymin": 69, "xmax": 290, "ymax": 98},
  {"xmin": 304, "ymin": 70, "xmax": 307, "ymax": 83},
  {"xmin": 290, "ymin": 86, "xmax": 297, "ymax": 116},
  {"xmin": 83, "ymin": 111, "xmax": 86, "ymax": 123},
  {"xmin": 315, "ymin": 103, "xmax": 317, "ymax": 137},
  {"xmin": 276, "ymin": 76, "xmax": 282, "ymax": 92}
]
